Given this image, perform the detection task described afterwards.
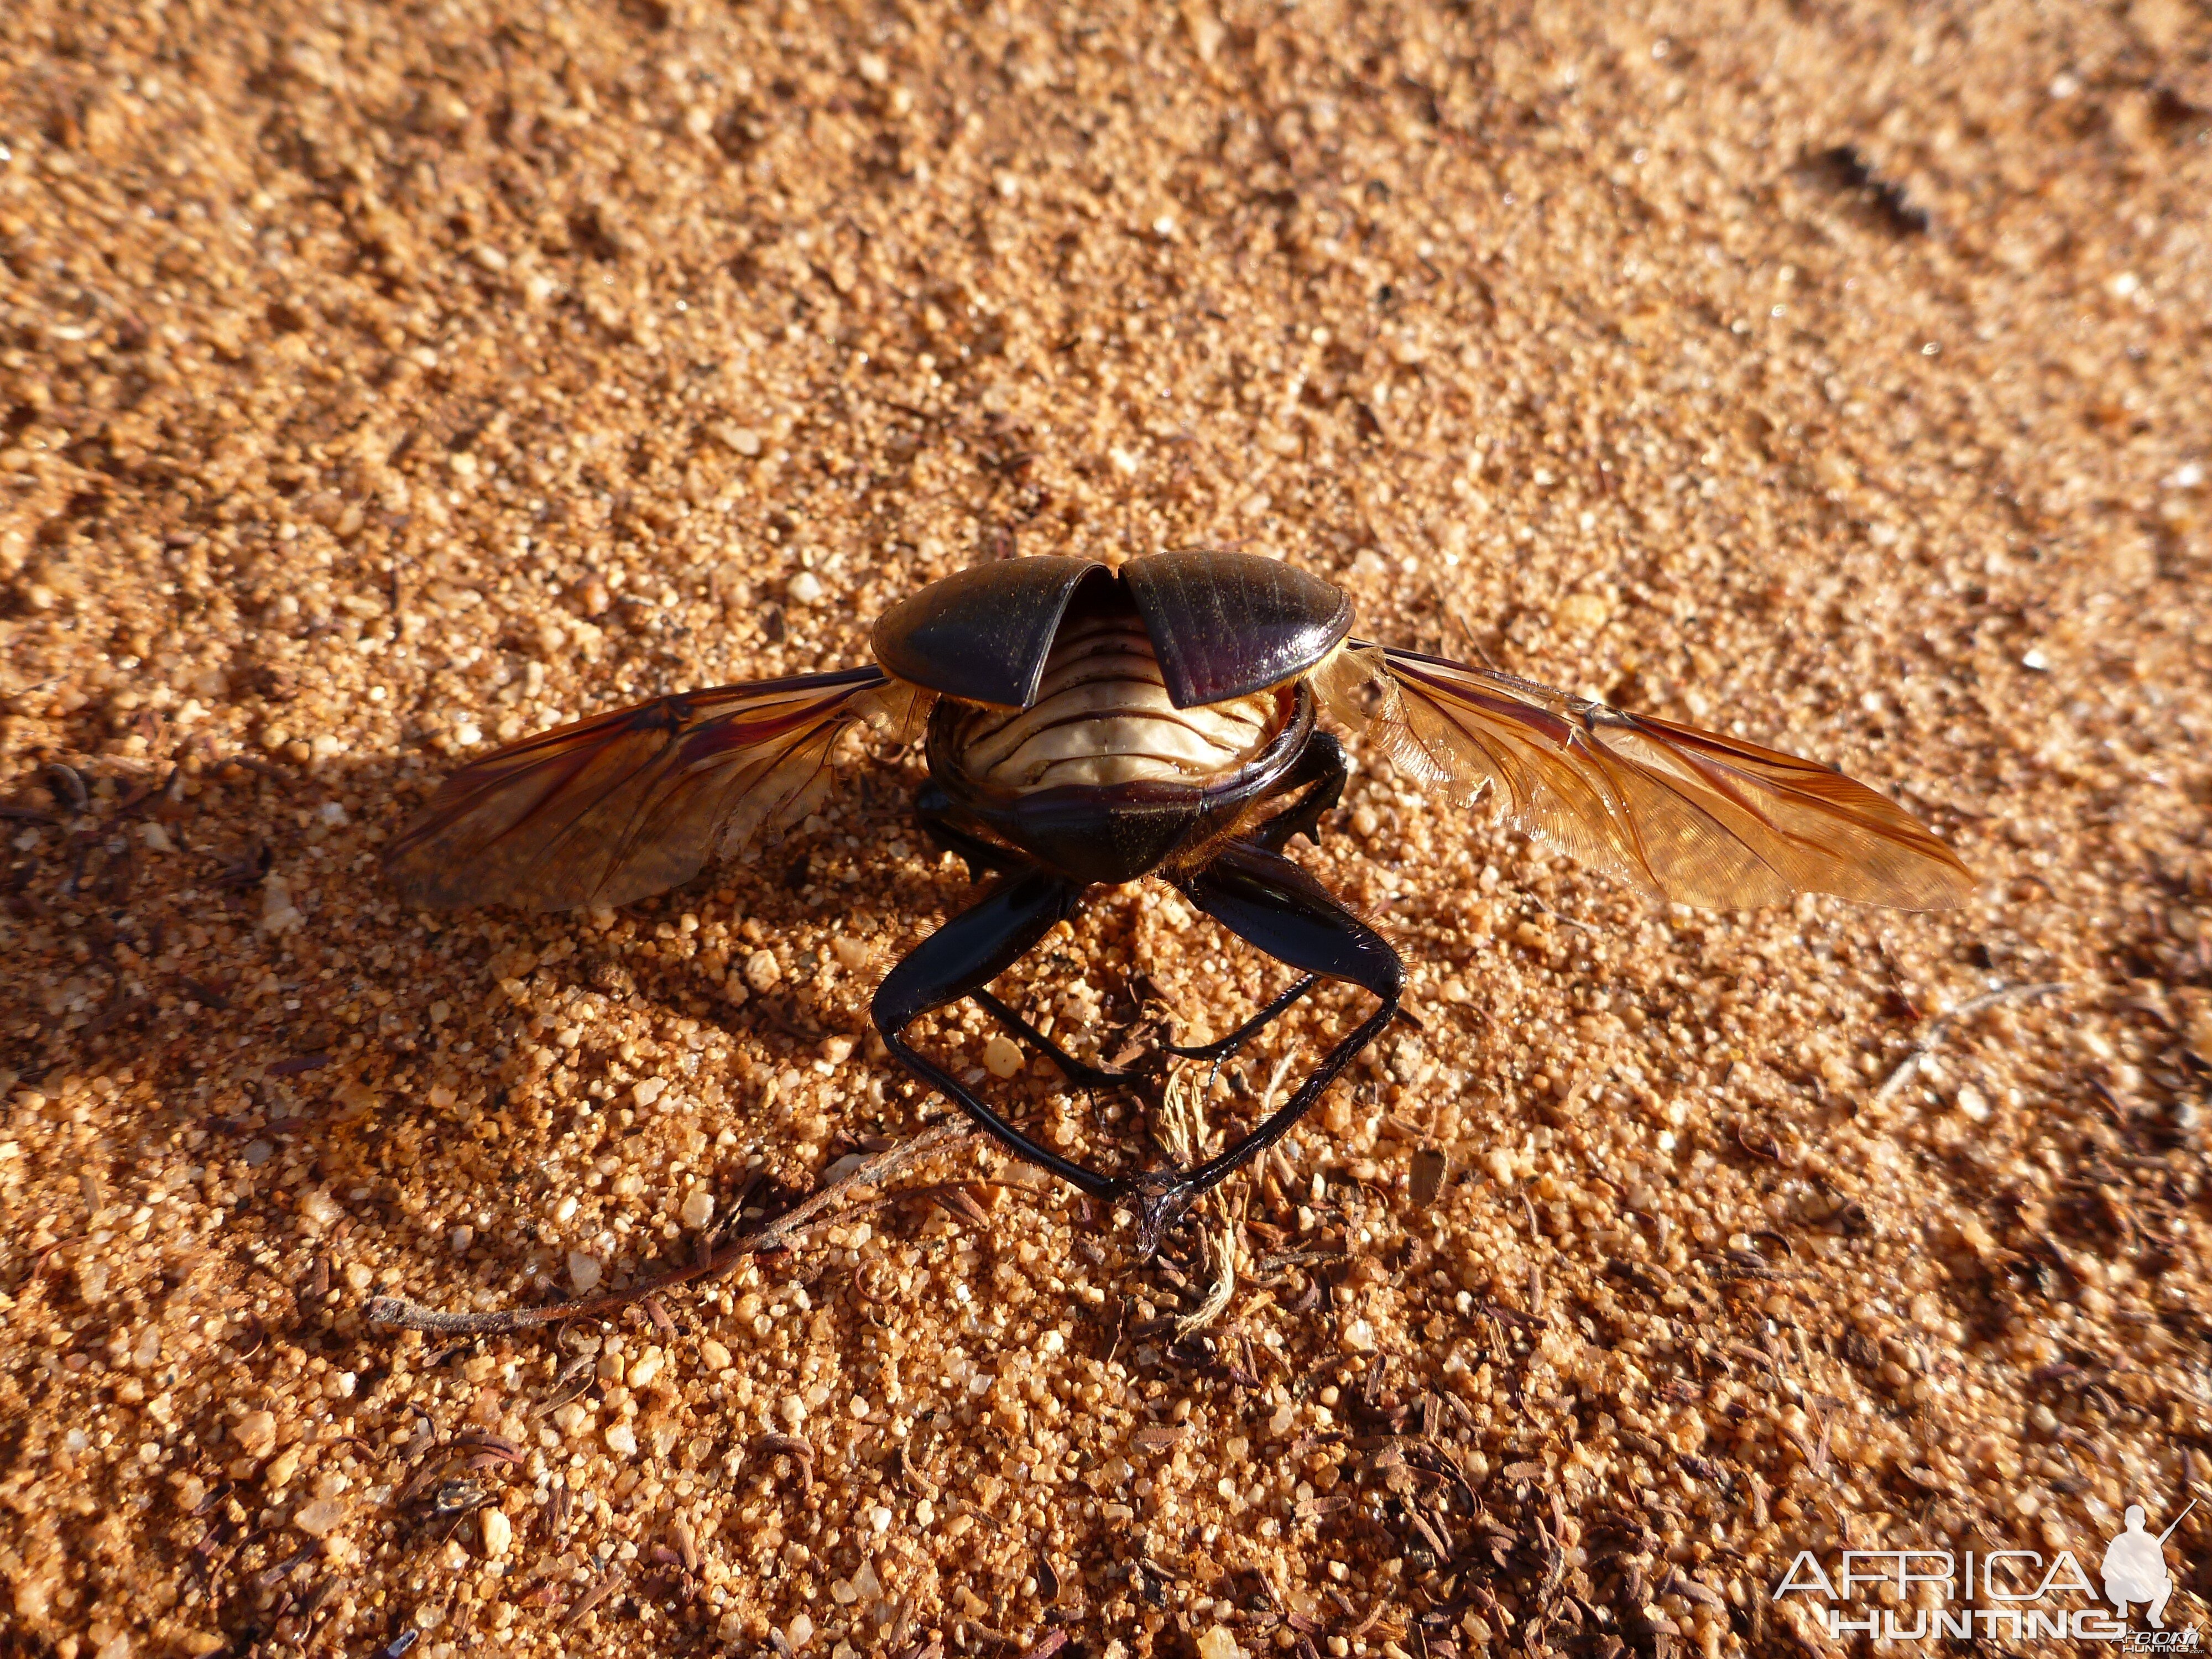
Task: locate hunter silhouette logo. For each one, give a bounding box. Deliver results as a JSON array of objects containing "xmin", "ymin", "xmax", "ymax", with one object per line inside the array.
[
  {"xmin": 2106, "ymin": 1501, "xmax": 2195, "ymax": 1631},
  {"xmin": 1771, "ymin": 1494, "xmax": 2201, "ymax": 1645}
]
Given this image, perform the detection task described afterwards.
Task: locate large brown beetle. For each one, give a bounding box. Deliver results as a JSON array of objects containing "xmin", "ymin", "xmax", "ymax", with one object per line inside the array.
[{"xmin": 385, "ymin": 551, "xmax": 1973, "ymax": 1241}]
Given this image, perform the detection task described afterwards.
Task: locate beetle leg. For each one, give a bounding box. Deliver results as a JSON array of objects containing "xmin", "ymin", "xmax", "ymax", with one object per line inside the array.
[
  {"xmin": 1161, "ymin": 974, "xmax": 1318, "ymax": 1062},
  {"xmin": 872, "ymin": 869, "xmax": 1125, "ymax": 1201},
  {"xmin": 915, "ymin": 779, "xmax": 1014, "ymax": 883},
  {"xmin": 1134, "ymin": 842, "xmax": 1402, "ymax": 1247},
  {"xmin": 1247, "ymin": 730, "xmax": 1348, "ymax": 853},
  {"xmin": 969, "ymin": 988, "xmax": 1157, "ymax": 1088}
]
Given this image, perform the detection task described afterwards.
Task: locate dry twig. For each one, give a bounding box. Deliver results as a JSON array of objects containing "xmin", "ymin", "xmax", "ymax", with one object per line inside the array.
[
  {"xmin": 1870, "ymin": 982, "xmax": 2067, "ymax": 1108},
  {"xmin": 367, "ymin": 1123, "xmax": 977, "ymax": 1337}
]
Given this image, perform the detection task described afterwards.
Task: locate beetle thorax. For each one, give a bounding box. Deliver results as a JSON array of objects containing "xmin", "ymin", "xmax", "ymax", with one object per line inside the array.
[{"xmin": 948, "ymin": 608, "xmax": 1282, "ymax": 792}]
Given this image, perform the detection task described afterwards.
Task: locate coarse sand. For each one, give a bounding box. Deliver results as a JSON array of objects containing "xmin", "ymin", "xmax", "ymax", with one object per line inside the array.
[{"xmin": 3, "ymin": 1, "xmax": 2209, "ymax": 1655}]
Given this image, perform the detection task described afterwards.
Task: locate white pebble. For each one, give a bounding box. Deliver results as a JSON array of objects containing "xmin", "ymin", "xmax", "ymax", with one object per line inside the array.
[
  {"xmin": 634, "ymin": 1077, "xmax": 667, "ymax": 1108},
  {"xmin": 831, "ymin": 935, "xmax": 869, "ymax": 969},
  {"xmin": 298, "ymin": 1188, "xmax": 343, "ymax": 1228},
  {"xmin": 627, "ymin": 1348, "xmax": 665, "ymax": 1389},
  {"xmin": 480, "ymin": 1508, "xmax": 513, "ymax": 1558},
  {"xmin": 604, "ymin": 1422, "xmax": 639, "ymax": 1457},
  {"xmin": 868, "ymin": 1504, "xmax": 893, "ymax": 1533},
  {"xmin": 787, "ymin": 571, "xmax": 825, "ymax": 605},
  {"xmin": 293, "ymin": 1498, "xmax": 347, "ymax": 1538},
  {"xmin": 568, "ymin": 1251, "xmax": 603, "ymax": 1293},
  {"xmin": 983, "ymin": 1034, "xmax": 1024, "ymax": 1079},
  {"xmin": 681, "ymin": 1188, "xmax": 716, "ymax": 1229},
  {"xmin": 744, "ymin": 949, "xmax": 782, "ymax": 992},
  {"xmin": 779, "ymin": 1394, "xmax": 807, "ymax": 1428}
]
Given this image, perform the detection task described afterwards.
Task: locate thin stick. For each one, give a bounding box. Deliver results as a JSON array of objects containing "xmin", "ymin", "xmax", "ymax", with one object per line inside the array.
[
  {"xmin": 1870, "ymin": 982, "xmax": 2068, "ymax": 1108},
  {"xmin": 366, "ymin": 1123, "xmax": 978, "ymax": 1337},
  {"xmin": 1175, "ymin": 1050, "xmax": 1292, "ymax": 1337}
]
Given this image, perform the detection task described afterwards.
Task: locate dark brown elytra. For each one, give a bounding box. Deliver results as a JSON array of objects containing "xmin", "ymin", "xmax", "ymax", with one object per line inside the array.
[{"xmin": 383, "ymin": 550, "xmax": 1975, "ymax": 1247}]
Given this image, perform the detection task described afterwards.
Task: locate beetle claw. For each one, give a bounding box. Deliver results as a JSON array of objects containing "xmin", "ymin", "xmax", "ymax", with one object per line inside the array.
[{"xmin": 1126, "ymin": 1168, "xmax": 1201, "ymax": 1258}]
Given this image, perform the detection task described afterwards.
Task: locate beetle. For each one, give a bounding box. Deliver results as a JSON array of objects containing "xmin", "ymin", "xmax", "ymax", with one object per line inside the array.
[{"xmin": 384, "ymin": 551, "xmax": 1973, "ymax": 1243}]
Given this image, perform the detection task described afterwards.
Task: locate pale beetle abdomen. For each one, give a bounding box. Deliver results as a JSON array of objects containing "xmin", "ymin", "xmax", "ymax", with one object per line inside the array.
[{"xmin": 952, "ymin": 611, "xmax": 1280, "ymax": 791}]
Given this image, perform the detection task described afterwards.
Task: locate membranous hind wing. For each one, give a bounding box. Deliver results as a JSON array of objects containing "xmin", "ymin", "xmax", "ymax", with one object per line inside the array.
[
  {"xmin": 1313, "ymin": 643, "xmax": 1973, "ymax": 911},
  {"xmin": 384, "ymin": 667, "xmax": 927, "ymax": 912}
]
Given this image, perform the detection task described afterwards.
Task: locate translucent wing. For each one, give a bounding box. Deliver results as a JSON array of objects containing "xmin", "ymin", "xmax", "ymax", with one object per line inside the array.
[
  {"xmin": 383, "ymin": 667, "xmax": 928, "ymax": 912},
  {"xmin": 1312, "ymin": 643, "xmax": 1973, "ymax": 910}
]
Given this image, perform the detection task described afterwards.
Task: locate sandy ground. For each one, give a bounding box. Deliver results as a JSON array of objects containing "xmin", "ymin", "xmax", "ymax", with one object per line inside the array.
[{"xmin": 4, "ymin": 0, "xmax": 2210, "ymax": 1655}]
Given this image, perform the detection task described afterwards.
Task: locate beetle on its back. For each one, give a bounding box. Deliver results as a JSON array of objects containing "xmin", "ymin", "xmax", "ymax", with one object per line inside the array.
[{"xmin": 385, "ymin": 550, "xmax": 1974, "ymax": 1243}]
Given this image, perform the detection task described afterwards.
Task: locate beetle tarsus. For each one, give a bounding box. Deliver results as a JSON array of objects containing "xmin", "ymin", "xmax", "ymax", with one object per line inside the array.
[
  {"xmin": 1161, "ymin": 974, "xmax": 1319, "ymax": 1063},
  {"xmin": 1125, "ymin": 1168, "xmax": 1203, "ymax": 1259},
  {"xmin": 972, "ymin": 988, "xmax": 1159, "ymax": 1087}
]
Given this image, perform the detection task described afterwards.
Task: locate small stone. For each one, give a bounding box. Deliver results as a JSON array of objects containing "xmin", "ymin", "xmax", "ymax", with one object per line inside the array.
[
  {"xmin": 744, "ymin": 949, "xmax": 781, "ymax": 992},
  {"xmin": 605, "ymin": 1422, "xmax": 639, "ymax": 1457},
  {"xmin": 831, "ymin": 936, "xmax": 869, "ymax": 969},
  {"xmin": 233, "ymin": 1411, "xmax": 278, "ymax": 1458},
  {"xmin": 568, "ymin": 1251, "xmax": 603, "ymax": 1293},
  {"xmin": 626, "ymin": 1348, "xmax": 664, "ymax": 1389},
  {"xmin": 298, "ymin": 1188, "xmax": 343, "ymax": 1228},
  {"xmin": 983, "ymin": 1034, "xmax": 1024, "ymax": 1079},
  {"xmin": 480, "ymin": 1507, "xmax": 513, "ymax": 1558},
  {"xmin": 787, "ymin": 571, "xmax": 825, "ymax": 605},
  {"xmin": 260, "ymin": 875, "xmax": 303, "ymax": 935},
  {"xmin": 1556, "ymin": 591, "xmax": 1612, "ymax": 634},
  {"xmin": 779, "ymin": 1393, "xmax": 807, "ymax": 1428},
  {"xmin": 1196, "ymin": 1629, "xmax": 1244, "ymax": 1659},
  {"xmin": 634, "ymin": 1077, "xmax": 667, "ymax": 1109},
  {"xmin": 699, "ymin": 1338, "xmax": 734, "ymax": 1371},
  {"xmin": 293, "ymin": 1498, "xmax": 347, "ymax": 1538},
  {"xmin": 819, "ymin": 1035, "xmax": 853, "ymax": 1065},
  {"xmin": 681, "ymin": 1188, "xmax": 716, "ymax": 1229},
  {"xmin": 1340, "ymin": 1317, "xmax": 1378, "ymax": 1353}
]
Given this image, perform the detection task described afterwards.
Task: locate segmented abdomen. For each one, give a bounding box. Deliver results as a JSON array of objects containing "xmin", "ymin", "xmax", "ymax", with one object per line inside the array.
[{"xmin": 953, "ymin": 613, "xmax": 1279, "ymax": 791}]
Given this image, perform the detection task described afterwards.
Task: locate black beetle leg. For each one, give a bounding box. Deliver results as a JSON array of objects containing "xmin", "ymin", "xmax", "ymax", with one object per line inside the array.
[
  {"xmin": 1134, "ymin": 842, "xmax": 1402, "ymax": 1249},
  {"xmin": 970, "ymin": 988, "xmax": 1157, "ymax": 1088},
  {"xmin": 872, "ymin": 868, "xmax": 1124, "ymax": 1202},
  {"xmin": 1161, "ymin": 974, "xmax": 1318, "ymax": 1063},
  {"xmin": 915, "ymin": 779, "xmax": 1013, "ymax": 883},
  {"xmin": 1247, "ymin": 730, "xmax": 1349, "ymax": 853},
  {"xmin": 1163, "ymin": 972, "xmax": 1319, "ymax": 1125}
]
